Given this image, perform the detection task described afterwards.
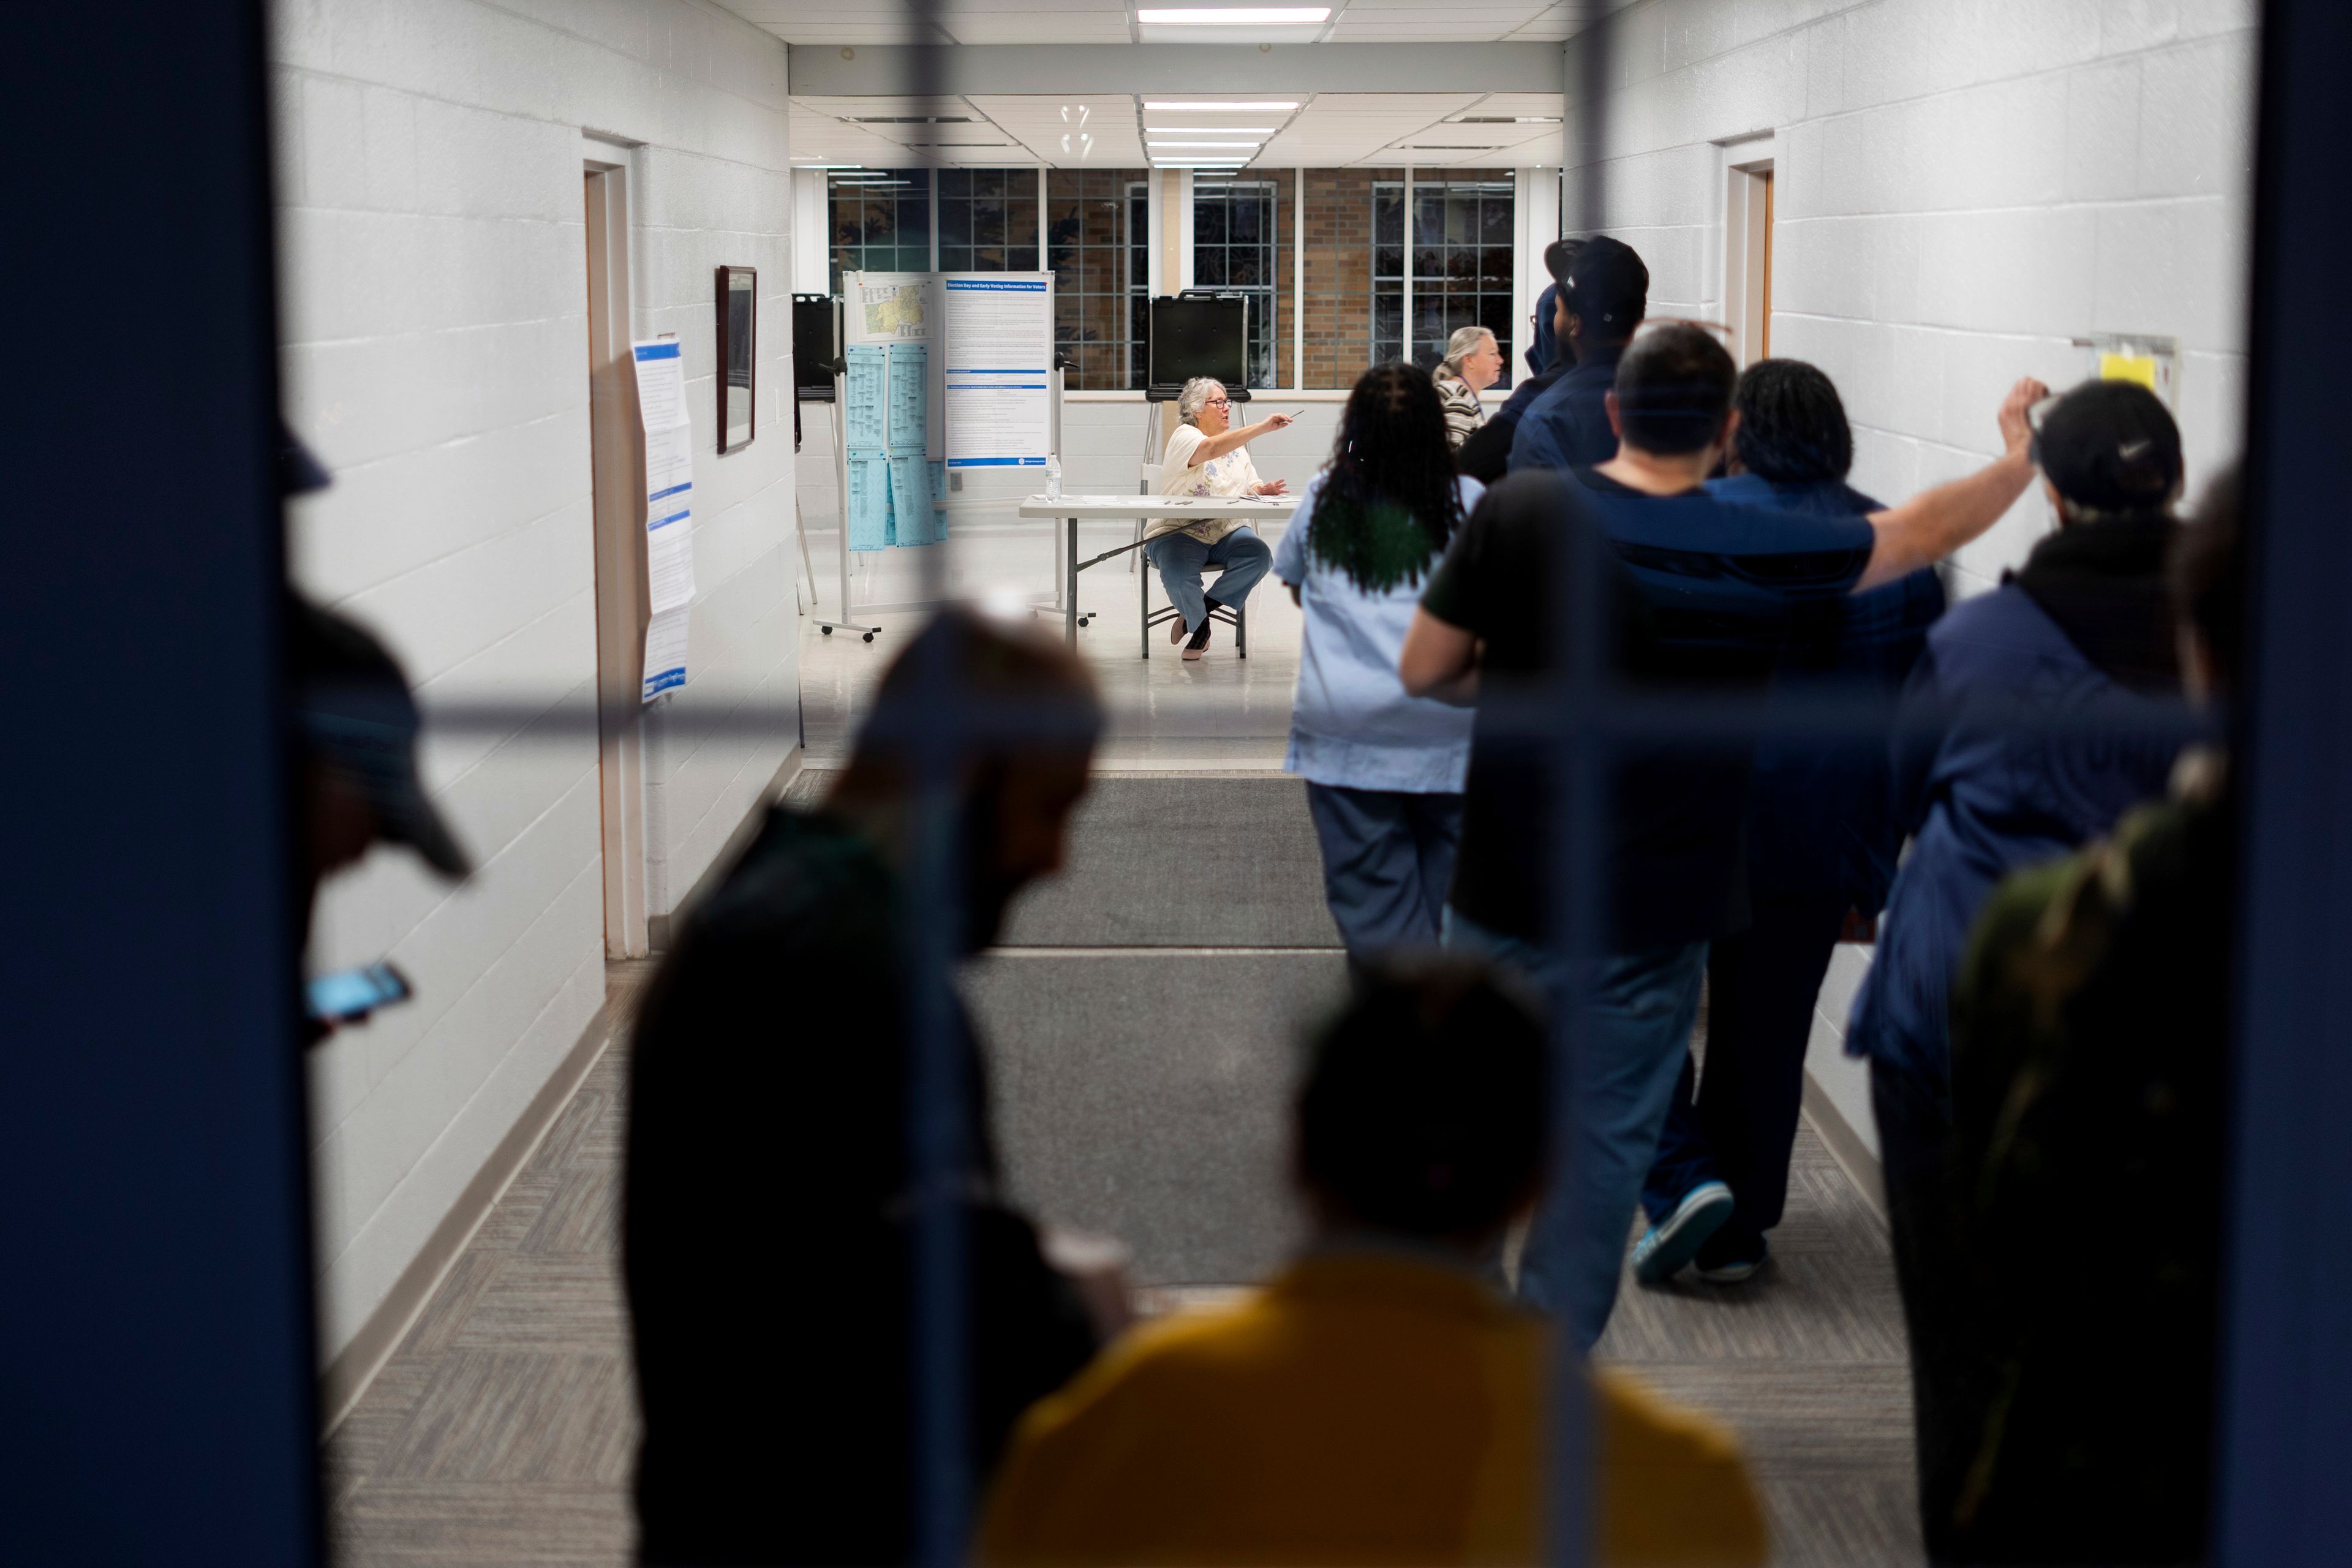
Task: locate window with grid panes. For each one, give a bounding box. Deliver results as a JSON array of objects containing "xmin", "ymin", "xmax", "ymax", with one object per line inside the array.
[
  {"xmin": 1047, "ymin": 169, "xmax": 1150, "ymax": 390},
  {"xmin": 1414, "ymin": 173, "xmax": 1516, "ymax": 385},
  {"xmin": 827, "ymin": 170, "xmax": 931, "ymax": 290},
  {"xmin": 1371, "ymin": 174, "xmax": 1517, "ymax": 388},
  {"xmin": 1191, "ymin": 179, "xmax": 1278, "ymax": 388},
  {"xmin": 938, "ymin": 168, "xmax": 1040, "ymax": 272},
  {"xmin": 1129, "ymin": 181, "xmax": 1149, "ymax": 388}
]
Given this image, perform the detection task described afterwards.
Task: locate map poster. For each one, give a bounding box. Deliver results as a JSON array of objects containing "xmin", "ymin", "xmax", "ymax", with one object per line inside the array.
[{"xmin": 859, "ymin": 281, "xmax": 928, "ymax": 340}]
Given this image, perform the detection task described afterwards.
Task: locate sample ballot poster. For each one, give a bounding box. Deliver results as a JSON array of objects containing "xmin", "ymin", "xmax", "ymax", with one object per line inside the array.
[
  {"xmin": 631, "ymin": 339, "xmax": 695, "ymax": 699},
  {"xmin": 842, "ymin": 271, "xmax": 943, "ymax": 459},
  {"xmin": 942, "ymin": 275, "xmax": 1052, "ymax": 469}
]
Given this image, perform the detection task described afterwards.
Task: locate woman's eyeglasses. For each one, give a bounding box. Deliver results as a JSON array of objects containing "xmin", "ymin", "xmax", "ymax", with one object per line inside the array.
[{"xmin": 1204, "ymin": 397, "xmax": 1232, "ymax": 409}]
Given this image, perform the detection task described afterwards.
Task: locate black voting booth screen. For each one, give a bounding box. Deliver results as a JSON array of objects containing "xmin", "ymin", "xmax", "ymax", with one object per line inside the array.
[
  {"xmin": 1148, "ymin": 294, "xmax": 1250, "ymax": 401},
  {"xmin": 792, "ymin": 293, "xmax": 837, "ymax": 401}
]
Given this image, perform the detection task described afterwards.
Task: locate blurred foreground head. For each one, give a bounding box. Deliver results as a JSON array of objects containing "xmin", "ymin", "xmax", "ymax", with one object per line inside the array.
[
  {"xmin": 1297, "ymin": 959, "xmax": 1547, "ymax": 1250},
  {"xmin": 831, "ymin": 606, "xmax": 1104, "ymax": 951}
]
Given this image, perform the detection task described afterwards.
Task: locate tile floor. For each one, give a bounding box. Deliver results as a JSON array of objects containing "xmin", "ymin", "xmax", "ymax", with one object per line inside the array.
[{"xmin": 799, "ymin": 521, "xmax": 1302, "ymax": 769}]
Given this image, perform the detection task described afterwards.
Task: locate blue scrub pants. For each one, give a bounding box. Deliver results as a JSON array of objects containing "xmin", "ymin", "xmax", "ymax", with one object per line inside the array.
[
  {"xmin": 1442, "ymin": 906, "xmax": 1709, "ymax": 1349},
  {"xmin": 1641, "ymin": 888, "xmax": 1847, "ymax": 1261},
  {"xmin": 1303, "ymin": 783, "xmax": 1463, "ymax": 960},
  {"xmin": 1145, "ymin": 526, "xmax": 1272, "ymax": 633}
]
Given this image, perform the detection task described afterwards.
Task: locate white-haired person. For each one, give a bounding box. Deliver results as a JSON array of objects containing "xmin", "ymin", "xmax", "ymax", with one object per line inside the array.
[
  {"xmin": 1148, "ymin": 377, "xmax": 1293, "ymax": 661},
  {"xmin": 1430, "ymin": 326, "xmax": 1503, "ymax": 451}
]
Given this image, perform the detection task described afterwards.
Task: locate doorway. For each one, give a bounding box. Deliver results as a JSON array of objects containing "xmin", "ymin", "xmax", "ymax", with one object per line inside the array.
[
  {"xmin": 584, "ymin": 160, "xmax": 649, "ymax": 957},
  {"xmin": 1722, "ymin": 149, "xmax": 1776, "ymax": 369}
]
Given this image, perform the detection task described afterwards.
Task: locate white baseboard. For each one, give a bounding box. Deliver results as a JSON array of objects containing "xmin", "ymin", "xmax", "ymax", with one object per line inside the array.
[{"xmin": 1801, "ymin": 1065, "xmax": 1888, "ymax": 1226}]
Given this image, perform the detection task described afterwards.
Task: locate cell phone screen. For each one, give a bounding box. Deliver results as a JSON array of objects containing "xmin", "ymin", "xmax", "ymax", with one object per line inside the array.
[{"xmin": 306, "ymin": 962, "xmax": 413, "ymax": 1023}]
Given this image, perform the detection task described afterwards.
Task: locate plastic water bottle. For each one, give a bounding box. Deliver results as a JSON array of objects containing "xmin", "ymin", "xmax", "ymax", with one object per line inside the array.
[{"xmin": 1044, "ymin": 453, "xmax": 1063, "ymax": 502}]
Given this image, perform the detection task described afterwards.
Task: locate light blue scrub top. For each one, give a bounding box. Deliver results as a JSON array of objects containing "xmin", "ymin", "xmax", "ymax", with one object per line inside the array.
[{"xmin": 1272, "ymin": 473, "xmax": 1483, "ymax": 794}]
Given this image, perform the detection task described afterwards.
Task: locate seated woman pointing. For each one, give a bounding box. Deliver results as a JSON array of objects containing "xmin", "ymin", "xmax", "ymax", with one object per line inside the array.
[{"xmin": 1148, "ymin": 377, "xmax": 1292, "ymax": 662}]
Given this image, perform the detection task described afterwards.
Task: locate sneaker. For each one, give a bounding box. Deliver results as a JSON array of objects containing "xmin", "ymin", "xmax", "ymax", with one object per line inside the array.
[
  {"xmin": 1692, "ymin": 1237, "xmax": 1769, "ymax": 1284},
  {"xmin": 1630, "ymin": 1180, "xmax": 1735, "ymax": 1284}
]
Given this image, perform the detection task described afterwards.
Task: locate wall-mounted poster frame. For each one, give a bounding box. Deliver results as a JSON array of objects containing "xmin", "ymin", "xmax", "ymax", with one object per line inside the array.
[{"xmin": 715, "ymin": 265, "xmax": 756, "ymax": 454}]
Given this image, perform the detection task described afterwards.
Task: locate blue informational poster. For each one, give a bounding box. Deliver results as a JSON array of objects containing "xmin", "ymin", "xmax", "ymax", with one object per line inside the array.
[
  {"xmin": 844, "ymin": 345, "xmax": 887, "ymax": 453},
  {"xmin": 941, "ymin": 276, "xmax": 1052, "ymax": 470},
  {"xmin": 887, "ymin": 453, "xmax": 945, "ymax": 546},
  {"xmin": 846, "ymin": 454, "xmax": 894, "ymax": 552},
  {"xmin": 886, "ymin": 343, "xmax": 927, "ymax": 456}
]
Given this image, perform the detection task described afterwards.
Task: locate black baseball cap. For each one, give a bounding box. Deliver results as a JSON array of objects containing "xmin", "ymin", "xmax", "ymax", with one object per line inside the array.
[
  {"xmin": 2033, "ymin": 379, "xmax": 2184, "ymax": 516},
  {"xmin": 1558, "ymin": 235, "xmax": 1648, "ymax": 337},
  {"xmin": 290, "ymin": 595, "xmax": 472, "ymax": 879}
]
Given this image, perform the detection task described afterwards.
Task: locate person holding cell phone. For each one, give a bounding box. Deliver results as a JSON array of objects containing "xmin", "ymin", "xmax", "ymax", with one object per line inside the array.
[
  {"xmin": 283, "ymin": 426, "xmax": 472, "ymax": 1042},
  {"xmin": 1147, "ymin": 377, "xmax": 1292, "ymax": 662}
]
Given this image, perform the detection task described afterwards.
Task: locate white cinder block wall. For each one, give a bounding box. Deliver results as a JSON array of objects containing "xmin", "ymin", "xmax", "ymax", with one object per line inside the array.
[
  {"xmin": 270, "ymin": 0, "xmax": 800, "ymax": 1363},
  {"xmin": 1564, "ymin": 0, "xmax": 2258, "ymax": 1158}
]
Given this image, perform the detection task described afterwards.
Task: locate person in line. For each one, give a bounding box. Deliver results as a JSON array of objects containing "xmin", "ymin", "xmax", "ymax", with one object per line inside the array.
[
  {"xmin": 1273, "ymin": 364, "xmax": 1483, "ymax": 967},
  {"xmin": 1460, "ymin": 239, "xmax": 1582, "ymax": 483},
  {"xmin": 1148, "ymin": 376, "xmax": 1292, "ymax": 660},
  {"xmin": 1843, "ymin": 379, "xmax": 2192, "ymax": 1557},
  {"xmin": 1506, "ymin": 235, "xmax": 1648, "ymax": 475},
  {"xmin": 978, "ymin": 959, "xmax": 1769, "ymax": 1567},
  {"xmin": 625, "ymin": 609, "xmax": 1121, "ymax": 1567},
  {"xmin": 1431, "ymin": 325, "xmax": 1502, "ymax": 451},
  {"xmin": 1523, "ymin": 238, "xmax": 1577, "ymax": 377},
  {"xmin": 1401, "ymin": 323, "xmax": 2048, "ymax": 1348},
  {"xmin": 1929, "ymin": 467, "xmax": 2238, "ymax": 1565},
  {"xmin": 282, "ymin": 426, "xmax": 473, "ymax": 1045},
  {"xmin": 1630, "ymin": 360, "xmax": 1946, "ymax": 1286}
]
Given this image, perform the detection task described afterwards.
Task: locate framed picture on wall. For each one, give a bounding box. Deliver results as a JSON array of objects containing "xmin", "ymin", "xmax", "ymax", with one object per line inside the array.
[{"xmin": 716, "ymin": 265, "xmax": 756, "ymax": 454}]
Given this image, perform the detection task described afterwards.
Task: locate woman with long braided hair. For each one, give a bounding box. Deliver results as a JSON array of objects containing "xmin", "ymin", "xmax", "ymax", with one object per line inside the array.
[{"xmin": 1271, "ymin": 363, "xmax": 1483, "ymax": 965}]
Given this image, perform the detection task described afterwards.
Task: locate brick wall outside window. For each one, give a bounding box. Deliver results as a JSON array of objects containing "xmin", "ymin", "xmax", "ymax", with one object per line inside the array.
[{"xmin": 1298, "ymin": 168, "xmax": 1400, "ymax": 390}]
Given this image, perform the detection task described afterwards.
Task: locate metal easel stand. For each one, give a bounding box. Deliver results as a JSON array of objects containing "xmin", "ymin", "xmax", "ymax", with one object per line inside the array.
[
  {"xmin": 1035, "ymin": 365, "xmax": 1089, "ymax": 625},
  {"xmin": 812, "ymin": 368, "xmax": 893, "ymax": 644}
]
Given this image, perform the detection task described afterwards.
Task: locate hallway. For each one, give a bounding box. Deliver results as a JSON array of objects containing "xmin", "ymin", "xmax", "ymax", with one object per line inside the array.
[{"xmin": 326, "ymin": 631, "xmax": 1921, "ymax": 1563}]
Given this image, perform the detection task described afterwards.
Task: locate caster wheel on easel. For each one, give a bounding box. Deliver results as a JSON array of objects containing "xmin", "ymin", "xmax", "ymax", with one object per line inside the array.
[
  {"xmin": 862, "ymin": 631, "xmax": 876, "ymax": 643},
  {"xmin": 820, "ymin": 625, "xmax": 832, "ymax": 635}
]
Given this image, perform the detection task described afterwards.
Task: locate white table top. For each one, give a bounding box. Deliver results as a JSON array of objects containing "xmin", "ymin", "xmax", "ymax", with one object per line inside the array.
[{"xmin": 1015, "ymin": 493, "xmax": 1300, "ymax": 519}]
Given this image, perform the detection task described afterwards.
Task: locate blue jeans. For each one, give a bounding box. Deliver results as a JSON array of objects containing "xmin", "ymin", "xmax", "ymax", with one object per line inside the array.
[
  {"xmin": 1145, "ymin": 526, "xmax": 1272, "ymax": 633},
  {"xmin": 1442, "ymin": 906, "xmax": 1709, "ymax": 1349},
  {"xmin": 1303, "ymin": 783, "xmax": 1464, "ymax": 962}
]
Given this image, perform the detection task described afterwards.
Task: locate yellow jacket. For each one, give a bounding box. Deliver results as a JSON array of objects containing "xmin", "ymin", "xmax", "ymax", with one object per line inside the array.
[{"xmin": 978, "ymin": 1251, "xmax": 1768, "ymax": 1566}]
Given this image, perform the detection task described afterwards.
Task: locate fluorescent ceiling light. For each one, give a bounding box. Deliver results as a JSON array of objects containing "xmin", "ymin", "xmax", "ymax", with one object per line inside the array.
[
  {"xmin": 1147, "ymin": 126, "xmax": 1277, "ymax": 134},
  {"xmin": 1145, "ymin": 101, "xmax": 1300, "ymax": 111},
  {"xmin": 1137, "ymin": 7, "xmax": 1329, "ymax": 21},
  {"xmin": 1148, "ymin": 141, "xmax": 1262, "ymax": 148}
]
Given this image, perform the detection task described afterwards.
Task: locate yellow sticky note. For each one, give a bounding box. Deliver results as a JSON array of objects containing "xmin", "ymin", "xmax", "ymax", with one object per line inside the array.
[{"xmin": 2100, "ymin": 352, "xmax": 2158, "ymax": 390}]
